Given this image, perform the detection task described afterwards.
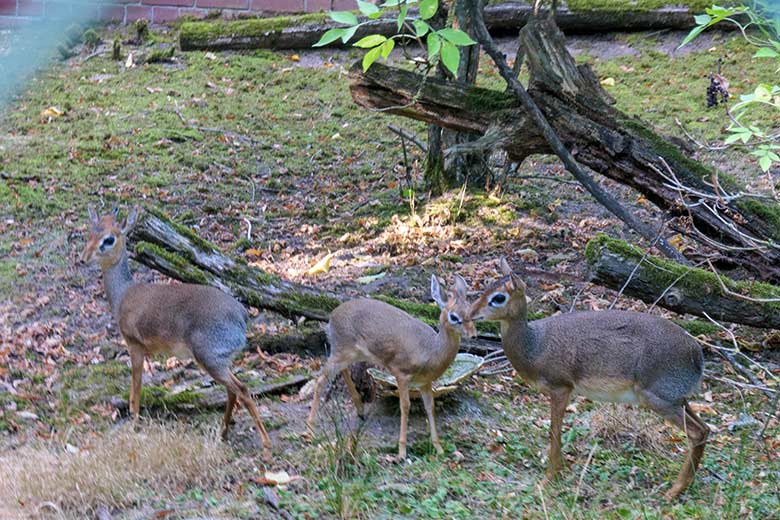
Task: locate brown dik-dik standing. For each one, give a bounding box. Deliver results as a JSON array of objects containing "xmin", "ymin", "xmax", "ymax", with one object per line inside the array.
[
  {"xmin": 469, "ymin": 259, "xmax": 709, "ymax": 501},
  {"xmin": 307, "ymin": 275, "xmax": 476, "ymax": 459},
  {"xmin": 80, "ymin": 207, "xmax": 272, "ymax": 460}
]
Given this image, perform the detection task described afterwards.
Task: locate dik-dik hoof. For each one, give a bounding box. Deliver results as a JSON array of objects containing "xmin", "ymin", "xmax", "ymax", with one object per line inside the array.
[
  {"xmin": 664, "ymin": 485, "xmax": 685, "ymax": 502},
  {"xmin": 434, "ymin": 443, "xmax": 444, "ymax": 455},
  {"xmin": 261, "ymin": 447, "xmax": 272, "ymax": 463}
]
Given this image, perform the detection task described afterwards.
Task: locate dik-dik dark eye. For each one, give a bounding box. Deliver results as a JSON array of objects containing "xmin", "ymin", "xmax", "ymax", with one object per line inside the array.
[
  {"xmin": 100, "ymin": 235, "xmax": 116, "ymax": 250},
  {"xmin": 448, "ymin": 312, "xmax": 462, "ymax": 324},
  {"xmin": 489, "ymin": 292, "xmax": 508, "ymax": 307}
]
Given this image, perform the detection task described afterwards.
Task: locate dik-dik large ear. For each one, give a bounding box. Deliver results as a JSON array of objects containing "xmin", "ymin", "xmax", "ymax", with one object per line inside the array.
[
  {"xmin": 121, "ymin": 207, "xmax": 139, "ymax": 235},
  {"xmin": 453, "ymin": 274, "xmax": 468, "ymax": 299},
  {"xmin": 431, "ymin": 274, "xmax": 446, "ymax": 309},
  {"xmin": 87, "ymin": 206, "xmax": 99, "ymax": 225},
  {"xmin": 499, "ymin": 257, "xmax": 512, "ymax": 276}
]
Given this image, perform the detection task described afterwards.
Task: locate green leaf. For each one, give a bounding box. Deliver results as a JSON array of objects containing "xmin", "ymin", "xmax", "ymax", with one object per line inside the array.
[
  {"xmin": 759, "ymin": 155, "xmax": 772, "ymax": 172},
  {"xmin": 437, "ymin": 28, "xmax": 476, "ymax": 46},
  {"xmin": 397, "ymin": 3, "xmax": 409, "ymax": 31},
  {"xmin": 755, "ymin": 85, "xmax": 772, "ymax": 102},
  {"xmin": 313, "ymin": 27, "xmax": 346, "ymax": 47},
  {"xmin": 380, "ymin": 38, "xmax": 395, "ymax": 59},
  {"xmin": 768, "ymin": 151, "xmax": 780, "ymax": 162},
  {"xmin": 723, "ymin": 133, "xmax": 743, "ymax": 145},
  {"xmin": 381, "ymin": 0, "xmax": 402, "ymax": 6},
  {"xmin": 357, "ymin": 0, "xmax": 380, "ymax": 15},
  {"xmin": 440, "ymin": 40, "xmax": 460, "ymax": 75},
  {"xmin": 419, "ymin": 0, "xmax": 438, "ymax": 20},
  {"xmin": 427, "ymin": 31, "xmax": 441, "ymax": 57},
  {"xmin": 356, "ymin": 271, "xmax": 387, "ymax": 284},
  {"xmin": 329, "ymin": 11, "xmax": 358, "ymax": 25},
  {"xmin": 362, "ymin": 44, "xmax": 383, "ymax": 72},
  {"xmin": 693, "ymin": 14, "xmax": 712, "ymax": 25},
  {"xmin": 341, "ymin": 24, "xmax": 359, "ymax": 43},
  {"xmin": 413, "ymin": 19, "xmax": 430, "ymax": 36},
  {"xmin": 678, "ymin": 25, "xmax": 706, "ymax": 48},
  {"xmin": 354, "ymin": 34, "xmax": 387, "ymax": 48},
  {"xmin": 754, "ymin": 47, "xmax": 780, "ymax": 58}
]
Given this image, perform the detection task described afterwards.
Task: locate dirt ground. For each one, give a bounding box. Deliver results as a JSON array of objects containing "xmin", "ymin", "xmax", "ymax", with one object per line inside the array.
[{"xmin": 0, "ymin": 19, "xmax": 779, "ymax": 520}]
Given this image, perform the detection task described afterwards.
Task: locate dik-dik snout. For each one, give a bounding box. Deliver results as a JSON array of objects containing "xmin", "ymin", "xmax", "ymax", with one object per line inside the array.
[{"xmin": 80, "ymin": 206, "xmax": 137, "ymax": 266}]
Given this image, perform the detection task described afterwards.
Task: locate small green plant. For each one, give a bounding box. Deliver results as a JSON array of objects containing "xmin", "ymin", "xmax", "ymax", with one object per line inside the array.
[
  {"xmin": 681, "ymin": 2, "xmax": 780, "ymax": 178},
  {"xmin": 313, "ymin": 0, "xmax": 476, "ymax": 76}
]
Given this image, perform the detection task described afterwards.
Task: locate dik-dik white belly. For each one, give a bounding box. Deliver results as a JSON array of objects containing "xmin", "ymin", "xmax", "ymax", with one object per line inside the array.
[{"xmin": 574, "ymin": 378, "xmax": 640, "ymax": 404}]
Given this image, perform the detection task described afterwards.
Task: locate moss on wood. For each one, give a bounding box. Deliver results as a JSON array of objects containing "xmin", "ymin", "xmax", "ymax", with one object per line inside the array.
[
  {"xmin": 586, "ymin": 233, "xmax": 780, "ymax": 310},
  {"xmin": 134, "ymin": 241, "xmax": 211, "ymax": 285},
  {"xmin": 179, "ymin": 14, "xmax": 329, "ymax": 49}
]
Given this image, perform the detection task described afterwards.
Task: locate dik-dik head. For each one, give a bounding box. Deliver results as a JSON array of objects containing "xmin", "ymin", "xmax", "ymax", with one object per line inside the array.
[
  {"xmin": 80, "ymin": 206, "xmax": 138, "ymax": 268},
  {"xmin": 431, "ymin": 274, "xmax": 477, "ymax": 339},
  {"xmin": 469, "ymin": 258, "xmax": 527, "ymax": 322}
]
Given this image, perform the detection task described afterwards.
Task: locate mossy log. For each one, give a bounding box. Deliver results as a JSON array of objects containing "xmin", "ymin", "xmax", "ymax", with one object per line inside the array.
[
  {"xmin": 349, "ymin": 18, "xmax": 780, "ymax": 283},
  {"xmin": 125, "ymin": 207, "xmax": 502, "ymax": 350},
  {"xmin": 178, "ymin": 4, "xmax": 713, "ymax": 51},
  {"xmin": 586, "ymin": 234, "xmax": 780, "ymax": 329}
]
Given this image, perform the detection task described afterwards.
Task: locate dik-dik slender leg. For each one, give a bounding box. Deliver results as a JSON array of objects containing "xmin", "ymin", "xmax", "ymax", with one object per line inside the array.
[
  {"xmin": 128, "ymin": 345, "xmax": 145, "ymax": 423},
  {"xmin": 307, "ymin": 360, "xmax": 340, "ymax": 430},
  {"xmin": 221, "ymin": 390, "xmax": 237, "ymax": 440},
  {"xmin": 228, "ymin": 372, "xmax": 272, "ymax": 462},
  {"xmin": 546, "ymin": 387, "xmax": 572, "ymax": 479},
  {"xmin": 341, "ymin": 368, "xmax": 365, "ymax": 419},
  {"xmin": 420, "ymin": 384, "xmax": 443, "ymax": 454},
  {"xmin": 394, "ymin": 370, "xmax": 411, "ymax": 460}
]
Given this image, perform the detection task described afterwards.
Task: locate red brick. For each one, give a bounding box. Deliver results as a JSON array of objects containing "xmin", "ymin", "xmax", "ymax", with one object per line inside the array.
[
  {"xmin": 196, "ymin": 0, "xmax": 247, "ymax": 8},
  {"xmin": 126, "ymin": 4, "xmax": 152, "ymax": 20},
  {"xmin": 251, "ymin": 0, "xmax": 303, "ymax": 13},
  {"xmin": 306, "ymin": 0, "xmax": 355, "ymax": 13},
  {"xmin": 17, "ymin": 0, "xmax": 42, "ymax": 16},
  {"xmin": 179, "ymin": 6, "xmax": 207, "ymax": 17},
  {"xmin": 0, "ymin": 0, "xmax": 16, "ymax": 16},
  {"xmin": 98, "ymin": 4, "xmax": 125, "ymax": 20},
  {"xmin": 152, "ymin": 5, "xmax": 179, "ymax": 21},
  {"xmin": 141, "ymin": 0, "xmax": 192, "ymax": 7}
]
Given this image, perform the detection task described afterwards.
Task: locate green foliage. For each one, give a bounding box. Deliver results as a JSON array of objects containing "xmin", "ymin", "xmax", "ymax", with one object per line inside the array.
[
  {"xmin": 312, "ymin": 0, "xmax": 476, "ymax": 76},
  {"xmin": 682, "ymin": 3, "xmax": 780, "ymax": 173}
]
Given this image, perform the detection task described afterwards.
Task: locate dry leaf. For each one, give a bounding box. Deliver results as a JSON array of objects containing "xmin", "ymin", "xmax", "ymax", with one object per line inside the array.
[
  {"xmin": 306, "ymin": 252, "xmax": 335, "ymax": 276},
  {"xmin": 290, "ymin": 54, "xmax": 300, "ymax": 62},
  {"xmin": 125, "ymin": 52, "xmax": 135, "ymax": 68},
  {"xmin": 40, "ymin": 106, "xmax": 64, "ymax": 119},
  {"xmin": 600, "ymin": 77, "xmax": 616, "ymax": 86}
]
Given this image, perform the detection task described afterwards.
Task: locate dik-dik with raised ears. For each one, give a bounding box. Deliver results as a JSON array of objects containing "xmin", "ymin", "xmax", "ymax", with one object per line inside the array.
[
  {"xmin": 469, "ymin": 259, "xmax": 709, "ymax": 501},
  {"xmin": 307, "ymin": 275, "xmax": 476, "ymax": 459},
  {"xmin": 80, "ymin": 207, "xmax": 273, "ymax": 461}
]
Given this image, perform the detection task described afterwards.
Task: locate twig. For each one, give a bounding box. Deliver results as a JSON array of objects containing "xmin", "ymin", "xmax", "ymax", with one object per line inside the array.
[
  {"xmin": 243, "ymin": 217, "xmax": 252, "ymax": 241},
  {"xmin": 707, "ymin": 259, "xmax": 780, "ymax": 302},
  {"xmin": 759, "ymin": 389, "xmax": 779, "ymax": 439},
  {"xmin": 513, "ymin": 174, "xmax": 580, "ymax": 185},
  {"xmin": 674, "ymin": 118, "xmax": 728, "ymax": 151},
  {"xmin": 573, "ymin": 441, "xmax": 598, "ymax": 504},
  {"xmin": 388, "ymin": 124, "xmax": 427, "ymax": 152},
  {"xmin": 610, "ymin": 223, "xmax": 667, "ymax": 309}
]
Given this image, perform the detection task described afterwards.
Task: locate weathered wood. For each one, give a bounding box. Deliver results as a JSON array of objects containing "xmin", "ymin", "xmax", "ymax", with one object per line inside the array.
[
  {"xmin": 179, "ymin": 4, "xmax": 719, "ymax": 51},
  {"xmin": 586, "ymin": 235, "xmax": 780, "ymax": 329},
  {"xmin": 349, "ymin": 19, "xmax": 780, "ymax": 283}
]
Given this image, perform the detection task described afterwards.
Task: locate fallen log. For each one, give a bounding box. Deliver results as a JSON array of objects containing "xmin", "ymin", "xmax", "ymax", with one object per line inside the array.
[
  {"xmin": 179, "ymin": 3, "xmax": 721, "ymax": 51},
  {"xmin": 109, "ymin": 374, "xmax": 310, "ymax": 412},
  {"xmin": 349, "ymin": 18, "xmax": 780, "ymax": 283},
  {"xmin": 586, "ymin": 234, "xmax": 780, "ymax": 329}
]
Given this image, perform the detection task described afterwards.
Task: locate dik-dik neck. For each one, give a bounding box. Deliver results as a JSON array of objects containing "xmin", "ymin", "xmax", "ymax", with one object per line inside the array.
[
  {"xmin": 430, "ymin": 317, "xmax": 462, "ymax": 369},
  {"xmin": 500, "ymin": 307, "xmax": 540, "ymax": 369},
  {"xmin": 101, "ymin": 249, "xmax": 134, "ymax": 320}
]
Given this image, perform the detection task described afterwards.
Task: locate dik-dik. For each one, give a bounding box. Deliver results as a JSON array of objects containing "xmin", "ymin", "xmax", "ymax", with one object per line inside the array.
[
  {"xmin": 80, "ymin": 207, "xmax": 272, "ymax": 460},
  {"xmin": 307, "ymin": 275, "xmax": 476, "ymax": 459},
  {"xmin": 469, "ymin": 259, "xmax": 709, "ymax": 500}
]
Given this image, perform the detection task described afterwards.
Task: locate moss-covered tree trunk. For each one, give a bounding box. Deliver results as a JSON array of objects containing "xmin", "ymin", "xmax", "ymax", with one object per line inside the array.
[
  {"xmin": 349, "ymin": 19, "xmax": 780, "ymax": 283},
  {"xmin": 586, "ymin": 235, "xmax": 780, "ymax": 329}
]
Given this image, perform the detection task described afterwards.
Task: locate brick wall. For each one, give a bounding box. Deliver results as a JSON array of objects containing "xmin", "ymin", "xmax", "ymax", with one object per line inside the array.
[{"xmin": 0, "ymin": 0, "xmax": 357, "ymax": 25}]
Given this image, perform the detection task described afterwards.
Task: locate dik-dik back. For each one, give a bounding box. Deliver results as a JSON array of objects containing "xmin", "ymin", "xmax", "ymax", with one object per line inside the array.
[
  {"xmin": 119, "ymin": 283, "xmax": 248, "ymax": 361},
  {"xmin": 513, "ymin": 310, "xmax": 703, "ymax": 403},
  {"xmin": 327, "ymin": 298, "xmax": 446, "ymax": 381}
]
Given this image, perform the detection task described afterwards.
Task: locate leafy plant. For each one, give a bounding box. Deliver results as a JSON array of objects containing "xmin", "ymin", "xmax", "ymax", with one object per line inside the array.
[
  {"xmin": 313, "ymin": 0, "xmax": 476, "ymax": 76},
  {"xmin": 681, "ymin": 2, "xmax": 780, "ymax": 178}
]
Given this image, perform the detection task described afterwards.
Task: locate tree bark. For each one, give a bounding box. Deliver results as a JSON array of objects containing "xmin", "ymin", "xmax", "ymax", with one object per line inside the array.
[
  {"xmin": 586, "ymin": 235, "xmax": 780, "ymax": 329},
  {"xmin": 179, "ymin": 5, "xmax": 724, "ymax": 52},
  {"xmin": 348, "ymin": 19, "xmax": 780, "ymax": 283}
]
